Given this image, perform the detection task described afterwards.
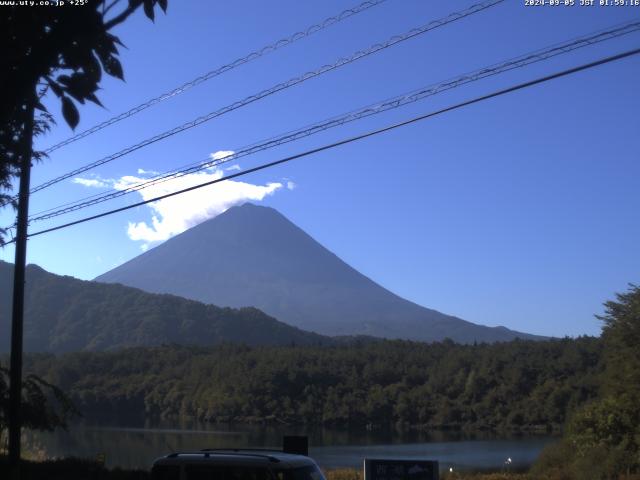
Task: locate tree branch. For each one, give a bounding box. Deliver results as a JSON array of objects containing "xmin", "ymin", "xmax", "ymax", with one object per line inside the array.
[
  {"xmin": 103, "ymin": 0, "xmax": 123, "ymax": 17},
  {"xmin": 104, "ymin": 0, "xmax": 143, "ymax": 31}
]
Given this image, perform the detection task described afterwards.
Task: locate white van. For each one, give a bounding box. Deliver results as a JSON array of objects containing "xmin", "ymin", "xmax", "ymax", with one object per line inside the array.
[{"xmin": 151, "ymin": 449, "xmax": 327, "ymax": 480}]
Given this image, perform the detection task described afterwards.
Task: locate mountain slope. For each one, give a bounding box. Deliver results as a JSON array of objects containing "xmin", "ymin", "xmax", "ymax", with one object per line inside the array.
[
  {"xmin": 0, "ymin": 261, "xmax": 332, "ymax": 353},
  {"xmin": 96, "ymin": 203, "xmax": 541, "ymax": 343}
]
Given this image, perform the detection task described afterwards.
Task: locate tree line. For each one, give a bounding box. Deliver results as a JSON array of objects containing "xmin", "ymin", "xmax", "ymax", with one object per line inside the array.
[{"xmin": 20, "ymin": 336, "xmax": 602, "ymax": 431}]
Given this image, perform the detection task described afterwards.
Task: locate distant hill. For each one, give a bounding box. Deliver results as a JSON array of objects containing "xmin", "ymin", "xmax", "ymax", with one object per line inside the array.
[
  {"xmin": 0, "ymin": 261, "xmax": 332, "ymax": 353},
  {"xmin": 96, "ymin": 203, "xmax": 543, "ymax": 343}
]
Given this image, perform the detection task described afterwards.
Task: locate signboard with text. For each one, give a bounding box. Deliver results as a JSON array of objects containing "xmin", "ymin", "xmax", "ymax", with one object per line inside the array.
[{"xmin": 364, "ymin": 459, "xmax": 439, "ymax": 480}]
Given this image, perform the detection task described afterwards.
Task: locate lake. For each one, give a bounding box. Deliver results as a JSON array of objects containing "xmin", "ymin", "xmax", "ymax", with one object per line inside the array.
[{"xmin": 30, "ymin": 420, "xmax": 555, "ymax": 473}]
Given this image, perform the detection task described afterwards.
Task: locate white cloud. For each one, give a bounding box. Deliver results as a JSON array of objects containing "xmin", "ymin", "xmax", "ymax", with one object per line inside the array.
[
  {"xmin": 124, "ymin": 168, "xmax": 282, "ymax": 243},
  {"xmin": 112, "ymin": 175, "xmax": 145, "ymax": 190},
  {"xmin": 72, "ymin": 177, "xmax": 108, "ymax": 188},
  {"xmin": 210, "ymin": 150, "xmax": 235, "ymax": 162},
  {"xmin": 137, "ymin": 168, "xmax": 159, "ymax": 175},
  {"xmin": 75, "ymin": 165, "xmax": 283, "ymax": 245},
  {"xmin": 73, "ymin": 147, "xmax": 292, "ymax": 246}
]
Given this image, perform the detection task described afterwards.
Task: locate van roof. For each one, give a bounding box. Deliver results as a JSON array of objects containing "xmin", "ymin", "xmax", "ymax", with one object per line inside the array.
[{"xmin": 153, "ymin": 449, "xmax": 317, "ymax": 469}]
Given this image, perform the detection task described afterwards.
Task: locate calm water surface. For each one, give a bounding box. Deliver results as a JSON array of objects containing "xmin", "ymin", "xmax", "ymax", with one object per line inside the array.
[{"xmin": 31, "ymin": 419, "xmax": 554, "ymax": 473}]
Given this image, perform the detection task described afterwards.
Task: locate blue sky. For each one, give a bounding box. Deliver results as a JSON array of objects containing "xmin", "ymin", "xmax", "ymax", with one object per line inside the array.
[{"xmin": 1, "ymin": 0, "xmax": 639, "ymax": 337}]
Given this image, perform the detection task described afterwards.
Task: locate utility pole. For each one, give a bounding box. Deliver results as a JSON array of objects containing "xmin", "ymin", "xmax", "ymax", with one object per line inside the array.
[{"xmin": 8, "ymin": 97, "xmax": 35, "ymax": 478}]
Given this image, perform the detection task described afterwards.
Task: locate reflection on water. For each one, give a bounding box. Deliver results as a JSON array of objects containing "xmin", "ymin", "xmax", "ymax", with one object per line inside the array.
[{"xmin": 30, "ymin": 419, "xmax": 554, "ymax": 472}]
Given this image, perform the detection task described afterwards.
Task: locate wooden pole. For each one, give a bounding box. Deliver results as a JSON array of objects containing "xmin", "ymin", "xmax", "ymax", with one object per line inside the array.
[{"xmin": 8, "ymin": 98, "xmax": 35, "ymax": 477}]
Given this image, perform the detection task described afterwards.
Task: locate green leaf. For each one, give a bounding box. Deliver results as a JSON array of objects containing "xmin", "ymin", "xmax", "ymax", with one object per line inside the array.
[
  {"xmin": 107, "ymin": 33, "xmax": 125, "ymax": 49},
  {"xmin": 64, "ymin": 72, "xmax": 98, "ymax": 97},
  {"xmin": 143, "ymin": 0, "xmax": 155, "ymax": 21},
  {"xmin": 86, "ymin": 93, "xmax": 104, "ymax": 108},
  {"xmin": 103, "ymin": 55, "xmax": 124, "ymax": 81},
  {"xmin": 84, "ymin": 52, "xmax": 102, "ymax": 84},
  {"xmin": 61, "ymin": 96, "xmax": 79, "ymax": 130},
  {"xmin": 94, "ymin": 36, "xmax": 118, "ymax": 60},
  {"xmin": 158, "ymin": 0, "xmax": 168, "ymax": 12}
]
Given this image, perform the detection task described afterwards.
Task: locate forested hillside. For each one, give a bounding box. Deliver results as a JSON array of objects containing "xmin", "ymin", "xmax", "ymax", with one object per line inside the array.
[
  {"xmin": 0, "ymin": 261, "xmax": 332, "ymax": 352},
  {"xmin": 23, "ymin": 337, "xmax": 601, "ymax": 430}
]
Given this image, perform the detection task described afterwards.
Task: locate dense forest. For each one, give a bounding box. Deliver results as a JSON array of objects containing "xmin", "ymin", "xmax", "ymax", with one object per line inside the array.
[
  {"xmin": 20, "ymin": 336, "xmax": 601, "ymax": 431},
  {"xmin": 0, "ymin": 262, "xmax": 332, "ymax": 353}
]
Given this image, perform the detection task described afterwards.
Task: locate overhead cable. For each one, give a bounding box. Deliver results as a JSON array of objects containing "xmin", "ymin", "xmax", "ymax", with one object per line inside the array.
[
  {"xmin": 42, "ymin": 0, "xmax": 389, "ymax": 154},
  {"xmin": 27, "ymin": 0, "xmax": 505, "ymax": 196},
  {"xmin": 3, "ymin": 46, "xmax": 635, "ymax": 246},
  {"xmin": 26, "ymin": 19, "xmax": 640, "ymax": 224}
]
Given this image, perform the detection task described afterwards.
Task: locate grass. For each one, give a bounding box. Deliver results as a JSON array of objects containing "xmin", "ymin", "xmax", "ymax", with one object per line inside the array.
[
  {"xmin": 324, "ymin": 467, "xmax": 640, "ymax": 480},
  {"xmin": 324, "ymin": 468, "xmax": 528, "ymax": 480}
]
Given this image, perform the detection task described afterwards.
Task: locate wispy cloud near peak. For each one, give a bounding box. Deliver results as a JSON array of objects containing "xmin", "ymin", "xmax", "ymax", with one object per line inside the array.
[{"xmin": 73, "ymin": 150, "xmax": 287, "ymax": 248}]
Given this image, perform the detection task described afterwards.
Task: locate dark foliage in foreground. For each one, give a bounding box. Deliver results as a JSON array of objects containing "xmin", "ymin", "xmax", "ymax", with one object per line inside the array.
[
  {"xmin": 0, "ymin": 365, "xmax": 78, "ymax": 450},
  {"xmin": 531, "ymin": 284, "xmax": 640, "ymax": 479},
  {"xmin": 0, "ymin": 457, "xmax": 149, "ymax": 480},
  {"xmin": 0, "ymin": 0, "xmax": 167, "ymax": 241},
  {"xmin": 24, "ymin": 337, "xmax": 601, "ymax": 430}
]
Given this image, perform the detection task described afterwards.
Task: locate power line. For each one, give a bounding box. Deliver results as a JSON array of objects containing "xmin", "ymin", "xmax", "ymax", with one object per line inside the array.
[
  {"xmin": 4, "ymin": 46, "xmax": 636, "ymax": 246},
  {"xmin": 25, "ymin": 19, "xmax": 640, "ymax": 224},
  {"xmin": 42, "ymin": 0, "xmax": 389, "ymax": 155},
  {"xmin": 27, "ymin": 0, "xmax": 505, "ymax": 196},
  {"xmin": 31, "ymin": 0, "xmax": 503, "ymax": 194}
]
